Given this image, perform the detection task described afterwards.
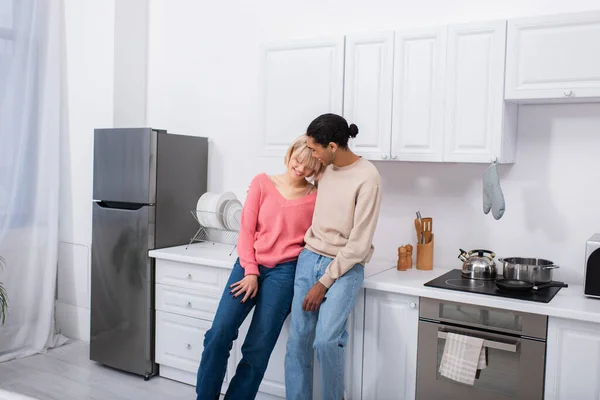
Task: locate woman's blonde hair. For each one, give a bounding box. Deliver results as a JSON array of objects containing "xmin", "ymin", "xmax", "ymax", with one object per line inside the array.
[{"xmin": 284, "ymin": 134, "xmax": 325, "ymax": 182}]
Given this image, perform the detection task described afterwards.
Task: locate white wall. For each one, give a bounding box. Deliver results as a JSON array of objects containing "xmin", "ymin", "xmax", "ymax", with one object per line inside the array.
[
  {"xmin": 146, "ymin": 0, "xmax": 600, "ymax": 286},
  {"xmin": 57, "ymin": 0, "xmax": 115, "ymax": 341}
]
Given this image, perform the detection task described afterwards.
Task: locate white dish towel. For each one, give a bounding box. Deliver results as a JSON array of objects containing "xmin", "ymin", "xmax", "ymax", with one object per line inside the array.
[{"xmin": 439, "ymin": 332, "xmax": 487, "ymax": 385}]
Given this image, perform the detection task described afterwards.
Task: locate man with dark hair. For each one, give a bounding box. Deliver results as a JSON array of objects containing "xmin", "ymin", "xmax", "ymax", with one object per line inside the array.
[{"xmin": 285, "ymin": 113, "xmax": 382, "ymax": 400}]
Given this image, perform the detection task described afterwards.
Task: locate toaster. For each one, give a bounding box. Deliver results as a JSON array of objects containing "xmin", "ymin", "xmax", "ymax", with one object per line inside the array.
[{"xmin": 584, "ymin": 234, "xmax": 600, "ymax": 298}]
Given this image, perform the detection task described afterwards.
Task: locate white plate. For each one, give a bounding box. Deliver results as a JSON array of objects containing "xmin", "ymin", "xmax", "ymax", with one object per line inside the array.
[
  {"xmin": 215, "ymin": 192, "xmax": 237, "ymax": 229},
  {"xmin": 225, "ymin": 199, "xmax": 243, "ymax": 231},
  {"xmin": 196, "ymin": 192, "xmax": 217, "ymax": 227}
]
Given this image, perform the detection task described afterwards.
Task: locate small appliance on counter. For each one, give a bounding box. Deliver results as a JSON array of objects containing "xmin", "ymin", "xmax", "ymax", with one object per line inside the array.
[{"xmin": 584, "ymin": 233, "xmax": 600, "ymax": 298}]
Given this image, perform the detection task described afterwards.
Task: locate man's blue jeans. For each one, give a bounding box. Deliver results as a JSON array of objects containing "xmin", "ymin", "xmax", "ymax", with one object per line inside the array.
[{"xmin": 285, "ymin": 249, "xmax": 364, "ymax": 400}]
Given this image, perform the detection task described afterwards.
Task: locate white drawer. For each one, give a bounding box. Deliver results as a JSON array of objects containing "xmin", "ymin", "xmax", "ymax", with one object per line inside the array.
[
  {"xmin": 155, "ymin": 259, "xmax": 230, "ymax": 293},
  {"xmin": 156, "ymin": 283, "xmax": 222, "ymax": 320},
  {"xmin": 155, "ymin": 311, "xmax": 213, "ymax": 374}
]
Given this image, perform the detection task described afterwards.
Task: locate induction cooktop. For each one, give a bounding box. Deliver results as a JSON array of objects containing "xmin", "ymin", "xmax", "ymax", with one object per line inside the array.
[{"xmin": 424, "ymin": 269, "xmax": 563, "ymax": 303}]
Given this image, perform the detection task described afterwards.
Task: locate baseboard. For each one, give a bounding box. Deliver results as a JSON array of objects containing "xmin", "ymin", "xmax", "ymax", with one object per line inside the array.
[{"xmin": 55, "ymin": 301, "xmax": 90, "ymax": 342}]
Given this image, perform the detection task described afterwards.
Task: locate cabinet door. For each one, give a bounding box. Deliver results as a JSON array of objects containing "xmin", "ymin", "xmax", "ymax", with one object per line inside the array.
[
  {"xmin": 392, "ymin": 27, "xmax": 446, "ymax": 162},
  {"xmin": 545, "ymin": 317, "xmax": 600, "ymax": 399},
  {"xmin": 155, "ymin": 311, "xmax": 223, "ymax": 379},
  {"xmin": 362, "ymin": 290, "xmax": 419, "ymax": 400},
  {"xmin": 260, "ymin": 37, "xmax": 344, "ymax": 157},
  {"xmin": 443, "ymin": 21, "xmax": 508, "ymax": 163},
  {"xmin": 344, "ymin": 32, "xmax": 394, "ymax": 161},
  {"xmin": 505, "ymin": 11, "xmax": 600, "ymax": 102}
]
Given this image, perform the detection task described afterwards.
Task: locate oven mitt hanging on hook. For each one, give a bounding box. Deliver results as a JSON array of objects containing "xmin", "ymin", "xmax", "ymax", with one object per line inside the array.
[{"xmin": 483, "ymin": 161, "xmax": 505, "ymax": 220}]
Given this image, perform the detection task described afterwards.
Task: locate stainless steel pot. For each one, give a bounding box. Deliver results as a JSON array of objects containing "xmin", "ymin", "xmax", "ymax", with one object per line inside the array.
[
  {"xmin": 458, "ymin": 249, "xmax": 498, "ymax": 280},
  {"xmin": 498, "ymin": 257, "xmax": 560, "ymax": 284}
]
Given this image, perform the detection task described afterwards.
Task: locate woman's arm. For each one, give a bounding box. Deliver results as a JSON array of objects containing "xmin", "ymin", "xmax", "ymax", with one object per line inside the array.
[{"xmin": 236, "ymin": 174, "xmax": 262, "ymax": 276}]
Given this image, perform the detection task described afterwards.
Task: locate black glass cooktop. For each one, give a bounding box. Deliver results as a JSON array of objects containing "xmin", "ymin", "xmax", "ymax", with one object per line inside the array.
[{"xmin": 424, "ymin": 269, "xmax": 563, "ymax": 303}]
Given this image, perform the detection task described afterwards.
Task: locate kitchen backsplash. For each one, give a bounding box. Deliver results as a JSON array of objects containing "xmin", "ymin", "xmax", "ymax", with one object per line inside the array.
[{"xmin": 368, "ymin": 103, "xmax": 600, "ymax": 284}]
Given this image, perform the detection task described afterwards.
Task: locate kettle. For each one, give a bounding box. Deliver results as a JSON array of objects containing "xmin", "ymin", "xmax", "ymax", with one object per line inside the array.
[{"xmin": 458, "ymin": 249, "xmax": 498, "ymax": 280}]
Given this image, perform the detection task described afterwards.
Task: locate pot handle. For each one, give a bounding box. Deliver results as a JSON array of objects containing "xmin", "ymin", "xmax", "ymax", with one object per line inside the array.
[
  {"xmin": 469, "ymin": 249, "xmax": 496, "ymax": 258},
  {"xmin": 542, "ymin": 265, "xmax": 560, "ymax": 270}
]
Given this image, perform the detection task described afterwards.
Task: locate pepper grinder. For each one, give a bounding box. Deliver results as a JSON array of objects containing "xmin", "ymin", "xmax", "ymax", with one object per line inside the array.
[
  {"xmin": 397, "ymin": 246, "xmax": 408, "ymax": 271},
  {"xmin": 406, "ymin": 244, "xmax": 413, "ymax": 269}
]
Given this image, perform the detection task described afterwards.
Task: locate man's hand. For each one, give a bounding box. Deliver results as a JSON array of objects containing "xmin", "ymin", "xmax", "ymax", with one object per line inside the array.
[
  {"xmin": 302, "ymin": 282, "xmax": 328, "ymax": 312},
  {"xmin": 230, "ymin": 275, "xmax": 258, "ymax": 303}
]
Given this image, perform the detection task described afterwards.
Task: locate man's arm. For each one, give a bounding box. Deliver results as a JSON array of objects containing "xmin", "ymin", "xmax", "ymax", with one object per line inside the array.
[{"xmin": 319, "ymin": 181, "xmax": 382, "ymax": 288}]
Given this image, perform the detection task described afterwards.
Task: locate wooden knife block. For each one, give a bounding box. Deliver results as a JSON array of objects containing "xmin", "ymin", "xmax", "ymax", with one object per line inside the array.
[{"xmin": 416, "ymin": 233, "xmax": 434, "ymax": 270}]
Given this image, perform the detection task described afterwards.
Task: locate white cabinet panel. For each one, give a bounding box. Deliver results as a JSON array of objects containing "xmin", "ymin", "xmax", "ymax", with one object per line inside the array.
[
  {"xmin": 260, "ymin": 37, "xmax": 344, "ymax": 156},
  {"xmin": 156, "ymin": 283, "xmax": 221, "ymax": 320},
  {"xmin": 156, "ymin": 258, "xmax": 228, "ymax": 294},
  {"xmin": 344, "ymin": 32, "xmax": 394, "ymax": 161},
  {"xmin": 545, "ymin": 317, "xmax": 600, "ymax": 399},
  {"xmin": 362, "ymin": 290, "xmax": 419, "ymax": 400},
  {"xmin": 155, "ymin": 311, "xmax": 210, "ymax": 374},
  {"xmin": 392, "ymin": 27, "xmax": 446, "ymax": 162},
  {"xmin": 506, "ymin": 11, "xmax": 600, "ymax": 102},
  {"xmin": 443, "ymin": 21, "xmax": 517, "ymax": 163}
]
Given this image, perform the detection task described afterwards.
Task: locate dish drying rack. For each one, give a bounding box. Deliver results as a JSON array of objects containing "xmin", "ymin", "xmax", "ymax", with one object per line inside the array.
[{"xmin": 188, "ymin": 210, "xmax": 240, "ymax": 255}]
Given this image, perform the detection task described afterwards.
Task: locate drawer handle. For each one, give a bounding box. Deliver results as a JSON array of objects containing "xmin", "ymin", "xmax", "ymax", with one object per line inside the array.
[
  {"xmin": 437, "ymin": 331, "xmax": 518, "ymax": 353},
  {"xmin": 186, "ymin": 343, "xmax": 192, "ymax": 350},
  {"xmin": 187, "ymin": 301, "xmax": 192, "ymax": 308},
  {"xmin": 187, "ymin": 273, "xmax": 192, "ymax": 280}
]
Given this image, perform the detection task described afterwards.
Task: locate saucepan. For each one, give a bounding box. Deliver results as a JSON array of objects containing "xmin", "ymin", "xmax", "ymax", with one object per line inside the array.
[
  {"xmin": 495, "ymin": 278, "xmax": 568, "ymax": 293},
  {"xmin": 498, "ymin": 257, "xmax": 560, "ymax": 284}
]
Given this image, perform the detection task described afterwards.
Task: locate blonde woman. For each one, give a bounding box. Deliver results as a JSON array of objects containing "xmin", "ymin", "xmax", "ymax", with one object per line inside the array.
[{"xmin": 195, "ymin": 135, "xmax": 324, "ymax": 400}]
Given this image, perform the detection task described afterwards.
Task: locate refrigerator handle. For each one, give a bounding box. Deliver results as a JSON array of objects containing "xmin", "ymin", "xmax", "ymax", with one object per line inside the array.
[{"xmin": 95, "ymin": 201, "xmax": 147, "ymax": 211}]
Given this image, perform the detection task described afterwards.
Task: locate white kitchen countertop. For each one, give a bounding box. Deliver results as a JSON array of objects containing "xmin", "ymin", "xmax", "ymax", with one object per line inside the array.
[
  {"xmin": 149, "ymin": 243, "xmax": 600, "ymax": 324},
  {"xmin": 365, "ymin": 267, "xmax": 600, "ymax": 324},
  {"xmin": 149, "ymin": 242, "xmax": 238, "ymax": 269}
]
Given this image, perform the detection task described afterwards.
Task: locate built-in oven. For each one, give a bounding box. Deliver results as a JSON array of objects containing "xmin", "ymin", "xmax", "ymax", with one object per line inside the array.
[{"xmin": 416, "ymin": 297, "xmax": 548, "ymax": 400}]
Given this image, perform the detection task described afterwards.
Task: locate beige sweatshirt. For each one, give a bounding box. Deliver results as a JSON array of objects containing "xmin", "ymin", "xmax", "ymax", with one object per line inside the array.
[{"xmin": 304, "ymin": 158, "xmax": 382, "ymax": 288}]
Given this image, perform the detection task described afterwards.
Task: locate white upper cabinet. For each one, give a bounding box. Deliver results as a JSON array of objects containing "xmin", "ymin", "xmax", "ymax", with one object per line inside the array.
[
  {"xmin": 392, "ymin": 27, "xmax": 447, "ymax": 162},
  {"xmin": 505, "ymin": 11, "xmax": 600, "ymax": 102},
  {"xmin": 443, "ymin": 21, "xmax": 517, "ymax": 163},
  {"xmin": 260, "ymin": 37, "xmax": 344, "ymax": 156},
  {"xmin": 344, "ymin": 32, "xmax": 394, "ymax": 161}
]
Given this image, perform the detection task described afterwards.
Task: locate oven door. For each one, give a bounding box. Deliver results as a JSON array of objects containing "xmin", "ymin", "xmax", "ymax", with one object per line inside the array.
[{"xmin": 416, "ymin": 320, "xmax": 546, "ymax": 400}]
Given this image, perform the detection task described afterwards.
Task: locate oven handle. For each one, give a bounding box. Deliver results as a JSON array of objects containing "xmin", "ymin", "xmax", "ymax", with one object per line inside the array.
[{"xmin": 438, "ymin": 331, "xmax": 519, "ymax": 353}]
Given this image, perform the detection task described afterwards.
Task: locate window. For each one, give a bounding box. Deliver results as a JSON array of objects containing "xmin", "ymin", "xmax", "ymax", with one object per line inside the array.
[{"xmin": 0, "ymin": 0, "xmax": 39, "ymax": 228}]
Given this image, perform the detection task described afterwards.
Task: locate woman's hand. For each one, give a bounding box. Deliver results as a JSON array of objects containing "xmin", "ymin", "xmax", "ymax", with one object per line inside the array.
[{"xmin": 230, "ymin": 275, "xmax": 259, "ymax": 303}]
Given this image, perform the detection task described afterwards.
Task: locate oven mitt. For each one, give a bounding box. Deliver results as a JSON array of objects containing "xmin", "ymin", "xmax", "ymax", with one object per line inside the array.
[{"xmin": 483, "ymin": 162, "xmax": 505, "ymax": 220}]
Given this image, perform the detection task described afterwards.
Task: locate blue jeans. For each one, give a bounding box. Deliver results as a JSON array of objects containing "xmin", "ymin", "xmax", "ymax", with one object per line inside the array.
[
  {"xmin": 195, "ymin": 258, "xmax": 296, "ymax": 400},
  {"xmin": 285, "ymin": 249, "xmax": 364, "ymax": 400}
]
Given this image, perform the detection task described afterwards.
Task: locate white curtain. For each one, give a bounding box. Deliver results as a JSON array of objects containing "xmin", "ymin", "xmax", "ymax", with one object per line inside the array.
[{"xmin": 0, "ymin": 0, "xmax": 67, "ymax": 361}]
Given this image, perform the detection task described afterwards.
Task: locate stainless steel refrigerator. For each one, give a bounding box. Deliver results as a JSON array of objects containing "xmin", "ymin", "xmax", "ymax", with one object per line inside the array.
[{"xmin": 90, "ymin": 128, "xmax": 208, "ymax": 379}]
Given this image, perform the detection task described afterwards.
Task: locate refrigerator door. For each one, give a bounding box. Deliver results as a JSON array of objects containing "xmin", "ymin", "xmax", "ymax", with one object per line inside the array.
[
  {"xmin": 93, "ymin": 128, "xmax": 157, "ymax": 204},
  {"xmin": 90, "ymin": 201, "xmax": 156, "ymax": 377}
]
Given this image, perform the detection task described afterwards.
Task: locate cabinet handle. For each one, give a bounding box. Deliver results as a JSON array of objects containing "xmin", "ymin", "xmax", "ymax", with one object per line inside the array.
[
  {"xmin": 409, "ymin": 302, "xmax": 416, "ymax": 309},
  {"xmin": 391, "ymin": 154, "xmax": 397, "ymax": 160},
  {"xmin": 187, "ymin": 301, "xmax": 192, "ymax": 308},
  {"xmin": 564, "ymin": 89, "xmax": 573, "ymax": 97},
  {"xmin": 186, "ymin": 343, "xmax": 192, "ymax": 350},
  {"xmin": 381, "ymin": 154, "xmax": 388, "ymax": 160},
  {"xmin": 187, "ymin": 273, "xmax": 192, "ymax": 280}
]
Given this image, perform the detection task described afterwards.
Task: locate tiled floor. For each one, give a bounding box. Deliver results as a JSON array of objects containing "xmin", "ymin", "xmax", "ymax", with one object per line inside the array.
[{"xmin": 0, "ymin": 341, "xmax": 197, "ymax": 400}]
